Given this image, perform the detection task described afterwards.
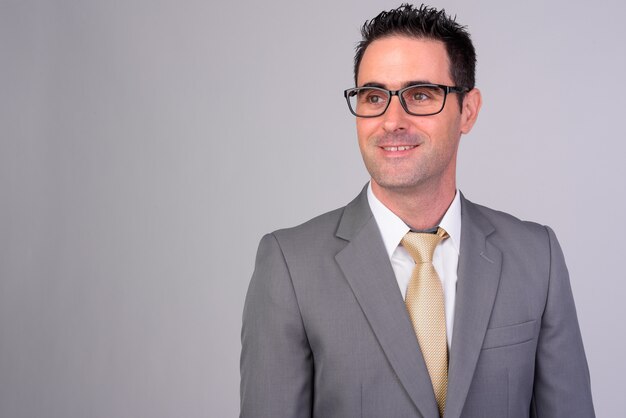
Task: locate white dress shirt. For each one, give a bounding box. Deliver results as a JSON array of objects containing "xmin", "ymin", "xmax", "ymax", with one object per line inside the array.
[{"xmin": 367, "ymin": 183, "xmax": 462, "ymax": 348}]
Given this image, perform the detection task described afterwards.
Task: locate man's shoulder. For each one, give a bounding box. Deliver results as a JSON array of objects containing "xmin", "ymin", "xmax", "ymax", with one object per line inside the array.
[
  {"xmin": 469, "ymin": 199, "xmax": 543, "ymax": 228},
  {"xmin": 270, "ymin": 187, "xmax": 369, "ymax": 243},
  {"xmin": 252, "ymin": 204, "xmax": 351, "ymax": 263},
  {"xmin": 463, "ymin": 197, "xmax": 552, "ymax": 244},
  {"xmin": 276, "ymin": 205, "xmax": 346, "ymax": 236}
]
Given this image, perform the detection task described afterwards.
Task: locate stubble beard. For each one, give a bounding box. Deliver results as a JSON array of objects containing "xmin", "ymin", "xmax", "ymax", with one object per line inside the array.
[{"xmin": 363, "ymin": 132, "xmax": 434, "ymax": 193}]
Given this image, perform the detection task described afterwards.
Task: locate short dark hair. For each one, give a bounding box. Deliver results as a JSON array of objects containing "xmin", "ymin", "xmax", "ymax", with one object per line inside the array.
[{"xmin": 354, "ymin": 4, "xmax": 476, "ymax": 105}]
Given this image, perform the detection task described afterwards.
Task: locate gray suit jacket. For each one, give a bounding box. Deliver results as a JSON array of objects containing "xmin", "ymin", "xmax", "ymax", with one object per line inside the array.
[{"xmin": 241, "ymin": 188, "xmax": 594, "ymax": 418}]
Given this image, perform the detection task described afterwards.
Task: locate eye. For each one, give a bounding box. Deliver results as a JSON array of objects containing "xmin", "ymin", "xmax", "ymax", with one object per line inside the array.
[
  {"xmin": 412, "ymin": 91, "xmax": 430, "ymax": 101},
  {"xmin": 368, "ymin": 94, "xmax": 384, "ymax": 104},
  {"xmin": 402, "ymin": 85, "xmax": 447, "ymax": 109},
  {"xmin": 405, "ymin": 87, "xmax": 434, "ymax": 102},
  {"xmin": 360, "ymin": 89, "xmax": 387, "ymax": 106}
]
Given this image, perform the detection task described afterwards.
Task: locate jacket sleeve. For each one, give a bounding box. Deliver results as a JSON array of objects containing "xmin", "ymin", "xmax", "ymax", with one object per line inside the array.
[
  {"xmin": 531, "ymin": 226, "xmax": 595, "ymax": 417},
  {"xmin": 240, "ymin": 233, "xmax": 313, "ymax": 418}
]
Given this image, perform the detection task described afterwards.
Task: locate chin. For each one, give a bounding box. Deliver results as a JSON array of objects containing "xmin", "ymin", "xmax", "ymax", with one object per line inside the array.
[{"xmin": 371, "ymin": 177, "xmax": 423, "ymax": 192}]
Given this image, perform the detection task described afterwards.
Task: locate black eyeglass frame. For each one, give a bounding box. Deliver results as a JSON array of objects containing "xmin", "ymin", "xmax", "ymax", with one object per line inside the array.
[{"xmin": 343, "ymin": 83, "xmax": 468, "ymax": 118}]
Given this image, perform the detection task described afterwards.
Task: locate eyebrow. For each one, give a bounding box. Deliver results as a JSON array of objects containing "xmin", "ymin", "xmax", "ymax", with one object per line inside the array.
[{"xmin": 360, "ymin": 80, "xmax": 435, "ymax": 89}]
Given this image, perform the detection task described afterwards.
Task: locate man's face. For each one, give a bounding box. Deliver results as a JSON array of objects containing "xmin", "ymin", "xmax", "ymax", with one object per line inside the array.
[{"xmin": 356, "ymin": 36, "xmax": 479, "ymax": 195}]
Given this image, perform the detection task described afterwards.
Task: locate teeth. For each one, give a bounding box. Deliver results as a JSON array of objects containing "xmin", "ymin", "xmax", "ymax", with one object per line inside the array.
[{"xmin": 383, "ymin": 145, "xmax": 415, "ymax": 151}]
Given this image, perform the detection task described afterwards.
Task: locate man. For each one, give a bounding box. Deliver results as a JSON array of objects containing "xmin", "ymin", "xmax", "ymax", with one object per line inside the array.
[{"xmin": 241, "ymin": 4, "xmax": 594, "ymax": 418}]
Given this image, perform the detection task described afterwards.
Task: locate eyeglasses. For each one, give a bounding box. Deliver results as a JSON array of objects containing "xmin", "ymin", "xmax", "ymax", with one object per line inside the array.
[{"xmin": 343, "ymin": 84, "xmax": 468, "ymax": 118}]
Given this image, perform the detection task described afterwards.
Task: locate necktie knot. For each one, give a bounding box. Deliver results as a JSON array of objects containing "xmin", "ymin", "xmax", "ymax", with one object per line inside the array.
[{"xmin": 401, "ymin": 227, "xmax": 448, "ymax": 263}]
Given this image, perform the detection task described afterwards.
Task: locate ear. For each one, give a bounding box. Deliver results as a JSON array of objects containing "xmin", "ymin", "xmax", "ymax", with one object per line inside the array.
[{"xmin": 459, "ymin": 88, "xmax": 482, "ymax": 134}]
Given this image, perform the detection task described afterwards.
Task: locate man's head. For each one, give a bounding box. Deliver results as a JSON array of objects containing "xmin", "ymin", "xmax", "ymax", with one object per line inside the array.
[
  {"xmin": 351, "ymin": 4, "xmax": 482, "ymax": 199},
  {"xmin": 354, "ymin": 4, "xmax": 476, "ymax": 105}
]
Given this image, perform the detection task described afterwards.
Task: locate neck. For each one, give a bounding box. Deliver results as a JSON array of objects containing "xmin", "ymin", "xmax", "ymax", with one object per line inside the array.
[{"xmin": 371, "ymin": 179, "xmax": 456, "ymax": 230}]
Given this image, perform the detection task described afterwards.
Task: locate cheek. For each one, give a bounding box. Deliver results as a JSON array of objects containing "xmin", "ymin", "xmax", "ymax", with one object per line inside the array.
[
  {"xmin": 426, "ymin": 114, "xmax": 462, "ymax": 144},
  {"xmin": 356, "ymin": 119, "xmax": 378, "ymax": 145}
]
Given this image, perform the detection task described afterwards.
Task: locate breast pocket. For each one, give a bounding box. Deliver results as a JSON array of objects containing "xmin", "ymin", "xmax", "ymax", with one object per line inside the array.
[{"xmin": 482, "ymin": 319, "xmax": 538, "ymax": 350}]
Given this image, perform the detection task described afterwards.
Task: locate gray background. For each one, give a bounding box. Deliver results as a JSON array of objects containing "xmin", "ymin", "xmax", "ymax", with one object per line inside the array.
[{"xmin": 1, "ymin": 0, "xmax": 624, "ymax": 417}]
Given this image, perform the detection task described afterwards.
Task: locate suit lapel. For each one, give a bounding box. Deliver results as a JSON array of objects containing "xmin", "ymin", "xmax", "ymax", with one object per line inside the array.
[
  {"xmin": 335, "ymin": 188, "xmax": 439, "ymax": 418},
  {"xmin": 444, "ymin": 196, "xmax": 502, "ymax": 418}
]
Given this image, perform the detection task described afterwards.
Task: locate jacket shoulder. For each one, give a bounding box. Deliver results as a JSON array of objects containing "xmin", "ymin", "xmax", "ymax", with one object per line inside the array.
[
  {"xmin": 468, "ymin": 199, "xmax": 548, "ymax": 235},
  {"xmin": 271, "ymin": 188, "xmax": 370, "ymax": 246},
  {"xmin": 271, "ymin": 205, "xmax": 346, "ymax": 247},
  {"xmin": 463, "ymin": 199, "xmax": 556, "ymax": 261}
]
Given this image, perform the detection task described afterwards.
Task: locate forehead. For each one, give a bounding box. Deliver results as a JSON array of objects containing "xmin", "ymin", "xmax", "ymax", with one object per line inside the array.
[{"xmin": 357, "ymin": 36, "xmax": 451, "ymax": 87}]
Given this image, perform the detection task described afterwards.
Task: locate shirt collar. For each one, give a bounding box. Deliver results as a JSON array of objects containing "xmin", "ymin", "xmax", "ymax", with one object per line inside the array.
[{"xmin": 367, "ymin": 182, "xmax": 462, "ymax": 258}]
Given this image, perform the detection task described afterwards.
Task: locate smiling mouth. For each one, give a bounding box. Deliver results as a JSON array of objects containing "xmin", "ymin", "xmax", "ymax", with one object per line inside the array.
[{"xmin": 381, "ymin": 145, "xmax": 417, "ymax": 151}]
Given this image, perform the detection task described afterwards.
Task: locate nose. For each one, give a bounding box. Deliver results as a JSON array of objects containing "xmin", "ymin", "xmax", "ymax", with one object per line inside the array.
[{"xmin": 382, "ymin": 95, "xmax": 408, "ymax": 132}]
